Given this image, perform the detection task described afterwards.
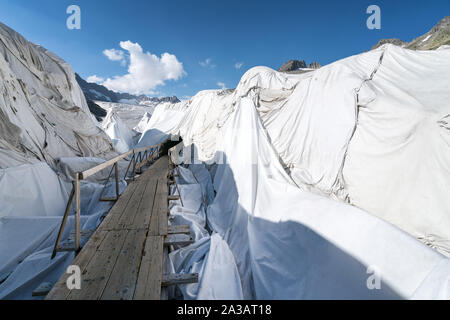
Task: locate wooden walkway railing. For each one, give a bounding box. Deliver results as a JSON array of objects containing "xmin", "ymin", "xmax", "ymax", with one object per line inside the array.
[{"xmin": 51, "ymin": 143, "xmax": 164, "ymax": 259}]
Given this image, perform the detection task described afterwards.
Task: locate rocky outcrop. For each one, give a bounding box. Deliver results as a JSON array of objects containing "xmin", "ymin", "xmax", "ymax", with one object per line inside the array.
[
  {"xmin": 308, "ymin": 62, "xmax": 322, "ymax": 69},
  {"xmin": 407, "ymin": 15, "xmax": 450, "ymax": 50},
  {"xmin": 86, "ymin": 100, "xmax": 107, "ymax": 121},
  {"xmin": 372, "ymin": 16, "xmax": 450, "ymax": 51},
  {"xmin": 278, "ymin": 59, "xmax": 307, "ymax": 72},
  {"xmin": 371, "ymin": 38, "xmax": 408, "ymax": 50}
]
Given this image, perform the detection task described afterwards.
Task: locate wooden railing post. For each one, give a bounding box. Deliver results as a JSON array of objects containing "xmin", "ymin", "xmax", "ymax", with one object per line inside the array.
[
  {"xmin": 114, "ymin": 162, "xmax": 119, "ymax": 200},
  {"xmin": 74, "ymin": 173, "xmax": 81, "ymax": 252},
  {"xmin": 51, "ymin": 187, "xmax": 75, "ymax": 259}
]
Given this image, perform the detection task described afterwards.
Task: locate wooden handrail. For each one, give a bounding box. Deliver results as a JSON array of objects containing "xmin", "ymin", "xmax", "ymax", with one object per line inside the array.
[
  {"xmin": 81, "ymin": 151, "xmax": 133, "ymax": 180},
  {"xmin": 80, "ymin": 144, "xmax": 163, "ymax": 180}
]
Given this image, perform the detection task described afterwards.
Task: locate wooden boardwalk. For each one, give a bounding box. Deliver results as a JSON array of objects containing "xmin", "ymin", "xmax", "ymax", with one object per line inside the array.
[{"xmin": 46, "ymin": 156, "xmax": 169, "ymax": 300}]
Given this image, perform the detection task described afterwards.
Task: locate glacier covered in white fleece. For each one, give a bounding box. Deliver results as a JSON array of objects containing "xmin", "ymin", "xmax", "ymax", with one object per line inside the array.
[
  {"xmin": 146, "ymin": 44, "xmax": 450, "ymax": 299},
  {"xmin": 0, "ymin": 22, "xmax": 114, "ymax": 169}
]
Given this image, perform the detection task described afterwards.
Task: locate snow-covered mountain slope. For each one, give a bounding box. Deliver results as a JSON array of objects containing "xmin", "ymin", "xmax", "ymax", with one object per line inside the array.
[
  {"xmin": 0, "ymin": 22, "xmax": 114, "ymax": 169},
  {"xmin": 148, "ymin": 44, "xmax": 450, "ymax": 259},
  {"xmin": 75, "ymin": 73, "xmax": 180, "ymax": 105}
]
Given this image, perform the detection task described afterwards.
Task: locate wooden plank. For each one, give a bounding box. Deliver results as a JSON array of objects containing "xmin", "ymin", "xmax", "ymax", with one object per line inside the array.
[
  {"xmin": 159, "ymin": 177, "xmax": 169, "ymax": 237},
  {"xmin": 47, "ymin": 155, "xmax": 170, "ymax": 300},
  {"xmin": 57, "ymin": 229, "xmax": 96, "ymax": 251},
  {"xmin": 134, "ymin": 236, "xmax": 164, "ymax": 300},
  {"xmin": 116, "ymin": 175, "xmax": 149, "ymax": 230},
  {"xmin": 160, "ymin": 246, "xmax": 170, "ymax": 300},
  {"xmin": 46, "ymin": 230, "xmax": 108, "ymax": 300},
  {"xmin": 164, "ymin": 234, "xmax": 194, "ymax": 247},
  {"xmin": 168, "ymin": 195, "xmax": 180, "ymax": 201},
  {"xmin": 97, "ymin": 180, "xmax": 140, "ymax": 232},
  {"xmin": 168, "ymin": 225, "xmax": 191, "ymax": 235},
  {"xmin": 67, "ymin": 230, "xmax": 128, "ymax": 300},
  {"xmin": 149, "ymin": 181, "xmax": 163, "ymax": 236},
  {"xmin": 100, "ymin": 229, "xmax": 147, "ymax": 300},
  {"xmin": 161, "ymin": 273, "xmax": 199, "ymax": 287},
  {"xmin": 132, "ymin": 176, "xmax": 158, "ymax": 231}
]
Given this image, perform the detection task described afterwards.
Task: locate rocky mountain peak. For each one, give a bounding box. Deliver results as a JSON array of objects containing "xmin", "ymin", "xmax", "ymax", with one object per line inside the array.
[
  {"xmin": 278, "ymin": 59, "xmax": 307, "ymax": 72},
  {"xmin": 372, "ymin": 15, "xmax": 450, "ymax": 51},
  {"xmin": 308, "ymin": 62, "xmax": 322, "ymax": 69}
]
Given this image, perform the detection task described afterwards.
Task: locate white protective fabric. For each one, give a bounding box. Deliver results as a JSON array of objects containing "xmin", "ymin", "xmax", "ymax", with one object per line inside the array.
[
  {"xmin": 169, "ymin": 233, "xmax": 243, "ymax": 300},
  {"xmin": 102, "ymin": 110, "xmax": 136, "ymax": 154},
  {"xmin": 0, "ymin": 162, "xmax": 70, "ymax": 219},
  {"xmin": 95, "ymin": 101, "xmax": 155, "ymax": 130},
  {"xmin": 0, "ymin": 22, "xmax": 114, "ymax": 169},
  {"xmin": 343, "ymin": 45, "xmax": 450, "ymax": 256},
  {"xmin": 169, "ymin": 166, "xmax": 210, "ymax": 242},
  {"xmin": 154, "ymin": 45, "xmax": 450, "ymax": 258},
  {"xmin": 134, "ymin": 111, "xmax": 152, "ymax": 133},
  {"xmin": 206, "ymin": 98, "xmax": 449, "ymax": 299},
  {"xmin": 146, "ymin": 44, "xmax": 450, "ymax": 299},
  {"xmin": 0, "ymin": 161, "xmax": 126, "ymax": 299},
  {"xmin": 136, "ymin": 103, "xmax": 184, "ymax": 148}
]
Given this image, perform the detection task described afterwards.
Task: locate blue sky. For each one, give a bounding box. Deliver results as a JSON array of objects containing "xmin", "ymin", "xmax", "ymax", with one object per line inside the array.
[{"xmin": 0, "ymin": 0, "xmax": 449, "ymax": 99}]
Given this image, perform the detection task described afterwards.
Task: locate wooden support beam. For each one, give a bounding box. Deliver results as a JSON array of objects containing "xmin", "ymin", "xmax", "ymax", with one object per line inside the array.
[
  {"xmin": 51, "ymin": 186, "xmax": 75, "ymax": 259},
  {"xmin": 164, "ymin": 234, "xmax": 194, "ymax": 247},
  {"xmin": 168, "ymin": 225, "xmax": 190, "ymax": 235},
  {"xmin": 167, "ymin": 195, "xmax": 180, "ymax": 201},
  {"xmin": 99, "ymin": 197, "xmax": 117, "ymax": 202},
  {"xmin": 57, "ymin": 229, "xmax": 95, "ymax": 252},
  {"xmin": 32, "ymin": 282, "xmax": 53, "ymax": 297},
  {"xmin": 115, "ymin": 162, "xmax": 120, "ymax": 200},
  {"xmin": 74, "ymin": 173, "xmax": 81, "ymax": 251},
  {"xmin": 161, "ymin": 273, "xmax": 198, "ymax": 287}
]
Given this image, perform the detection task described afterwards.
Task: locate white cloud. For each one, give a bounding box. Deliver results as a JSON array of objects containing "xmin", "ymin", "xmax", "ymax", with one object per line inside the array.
[
  {"xmin": 217, "ymin": 82, "xmax": 226, "ymax": 90},
  {"xmin": 234, "ymin": 62, "xmax": 244, "ymax": 69},
  {"xmin": 103, "ymin": 48, "xmax": 127, "ymax": 66},
  {"xmin": 103, "ymin": 49, "xmax": 124, "ymax": 61},
  {"xmin": 87, "ymin": 75, "xmax": 104, "ymax": 84},
  {"xmin": 101, "ymin": 41, "xmax": 186, "ymax": 95},
  {"xmin": 199, "ymin": 58, "xmax": 215, "ymax": 68}
]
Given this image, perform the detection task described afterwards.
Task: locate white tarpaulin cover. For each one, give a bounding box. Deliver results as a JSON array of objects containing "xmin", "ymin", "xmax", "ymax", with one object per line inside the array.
[
  {"xmin": 102, "ymin": 110, "xmax": 137, "ymax": 154},
  {"xmin": 0, "ymin": 22, "xmax": 114, "ymax": 169},
  {"xmin": 0, "ymin": 161, "xmax": 126, "ymax": 299},
  {"xmin": 134, "ymin": 111, "xmax": 152, "ymax": 133},
  {"xmin": 0, "ymin": 18, "xmax": 449, "ymax": 299},
  {"xmin": 149, "ymin": 44, "xmax": 450, "ymax": 299},
  {"xmin": 167, "ymin": 164, "xmax": 242, "ymax": 299},
  {"xmin": 343, "ymin": 46, "xmax": 450, "ymax": 256},
  {"xmin": 137, "ymin": 104, "xmax": 184, "ymax": 148},
  {"xmin": 95, "ymin": 101, "xmax": 156, "ymax": 130}
]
